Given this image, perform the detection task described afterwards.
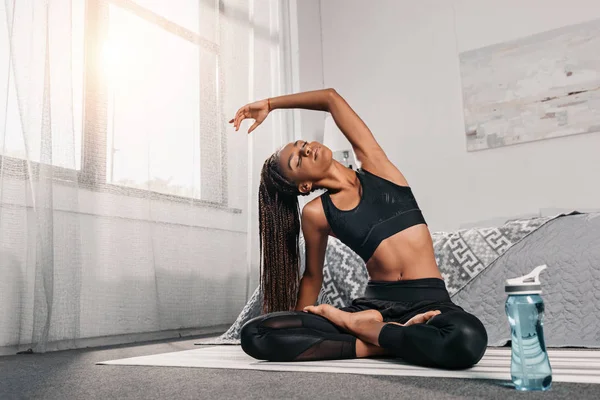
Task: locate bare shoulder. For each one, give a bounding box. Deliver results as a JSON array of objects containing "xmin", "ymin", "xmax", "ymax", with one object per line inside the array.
[
  {"xmin": 301, "ymin": 196, "xmax": 330, "ymax": 233},
  {"xmin": 360, "ymin": 154, "xmax": 410, "ymax": 187}
]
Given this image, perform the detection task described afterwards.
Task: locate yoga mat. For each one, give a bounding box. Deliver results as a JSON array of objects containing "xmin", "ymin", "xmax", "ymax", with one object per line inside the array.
[{"xmin": 98, "ymin": 347, "xmax": 600, "ymax": 384}]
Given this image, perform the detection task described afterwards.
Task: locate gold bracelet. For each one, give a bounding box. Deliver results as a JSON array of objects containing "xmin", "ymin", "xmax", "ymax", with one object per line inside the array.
[{"xmin": 267, "ymin": 98, "xmax": 272, "ymax": 112}]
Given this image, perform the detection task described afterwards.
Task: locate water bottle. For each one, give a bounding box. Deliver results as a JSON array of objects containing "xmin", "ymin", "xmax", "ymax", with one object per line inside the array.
[{"xmin": 505, "ymin": 265, "xmax": 552, "ymax": 391}]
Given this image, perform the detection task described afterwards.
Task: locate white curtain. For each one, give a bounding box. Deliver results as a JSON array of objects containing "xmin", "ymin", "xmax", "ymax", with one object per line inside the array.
[{"xmin": 0, "ymin": 0, "xmax": 292, "ymax": 355}]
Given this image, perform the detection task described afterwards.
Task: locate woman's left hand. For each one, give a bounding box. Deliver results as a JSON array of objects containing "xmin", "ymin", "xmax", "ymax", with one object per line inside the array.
[{"xmin": 229, "ymin": 99, "xmax": 270, "ymax": 134}]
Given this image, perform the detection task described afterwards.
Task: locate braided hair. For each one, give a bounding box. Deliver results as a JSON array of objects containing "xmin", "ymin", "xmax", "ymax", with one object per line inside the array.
[{"xmin": 258, "ymin": 152, "xmax": 311, "ymax": 314}]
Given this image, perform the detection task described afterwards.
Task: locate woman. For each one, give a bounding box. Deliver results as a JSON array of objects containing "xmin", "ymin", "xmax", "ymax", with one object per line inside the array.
[{"xmin": 230, "ymin": 89, "xmax": 487, "ymax": 369}]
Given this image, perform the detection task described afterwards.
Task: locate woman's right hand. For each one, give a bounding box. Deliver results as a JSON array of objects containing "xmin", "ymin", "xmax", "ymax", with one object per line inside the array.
[{"xmin": 229, "ymin": 99, "xmax": 270, "ymax": 134}]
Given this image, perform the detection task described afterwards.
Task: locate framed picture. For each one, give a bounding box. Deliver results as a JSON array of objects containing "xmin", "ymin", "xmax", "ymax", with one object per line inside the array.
[{"xmin": 459, "ymin": 18, "xmax": 600, "ymax": 151}]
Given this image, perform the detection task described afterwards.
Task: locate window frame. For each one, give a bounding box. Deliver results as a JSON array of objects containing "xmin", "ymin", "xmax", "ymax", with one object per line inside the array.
[{"xmin": 0, "ymin": 0, "xmax": 238, "ymax": 213}]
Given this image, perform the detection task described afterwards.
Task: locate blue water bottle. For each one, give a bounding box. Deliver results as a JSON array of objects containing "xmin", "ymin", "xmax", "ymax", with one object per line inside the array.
[{"xmin": 505, "ymin": 265, "xmax": 552, "ymax": 391}]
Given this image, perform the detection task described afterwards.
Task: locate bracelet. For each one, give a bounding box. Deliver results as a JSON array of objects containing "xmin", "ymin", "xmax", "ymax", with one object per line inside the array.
[{"xmin": 267, "ymin": 98, "xmax": 272, "ymax": 112}]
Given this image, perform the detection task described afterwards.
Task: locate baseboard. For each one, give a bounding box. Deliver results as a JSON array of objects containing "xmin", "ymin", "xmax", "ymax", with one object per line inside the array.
[{"xmin": 0, "ymin": 324, "xmax": 229, "ymax": 356}]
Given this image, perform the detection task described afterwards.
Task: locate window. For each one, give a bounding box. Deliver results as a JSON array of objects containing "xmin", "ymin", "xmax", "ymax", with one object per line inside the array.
[
  {"xmin": 0, "ymin": 0, "xmax": 85, "ymax": 171},
  {"xmin": 0, "ymin": 0, "xmax": 226, "ymax": 206}
]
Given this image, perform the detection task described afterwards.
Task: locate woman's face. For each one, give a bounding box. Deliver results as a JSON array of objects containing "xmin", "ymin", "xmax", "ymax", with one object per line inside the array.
[{"xmin": 277, "ymin": 140, "xmax": 332, "ymax": 194}]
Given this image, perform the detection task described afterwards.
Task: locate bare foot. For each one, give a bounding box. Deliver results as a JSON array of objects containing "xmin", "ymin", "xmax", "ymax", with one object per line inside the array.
[
  {"xmin": 303, "ymin": 304, "xmax": 352, "ymax": 330},
  {"xmin": 348, "ymin": 309, "xmax": 384, "ymax": 331},
  {"xmin": 388, "ymin": 310, "xmax": 441, "ymax": 327}
]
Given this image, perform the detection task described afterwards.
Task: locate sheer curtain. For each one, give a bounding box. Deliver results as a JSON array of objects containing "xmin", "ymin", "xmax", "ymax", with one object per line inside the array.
[{"xmin": 0, "ymin": 0, "xmax": 292, "ymax": 355}]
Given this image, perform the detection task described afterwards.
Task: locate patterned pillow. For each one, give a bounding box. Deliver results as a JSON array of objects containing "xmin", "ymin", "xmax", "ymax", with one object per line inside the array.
[{"xmin": 299, "ymin": 236, "xmax": 369, "ymax": 307}]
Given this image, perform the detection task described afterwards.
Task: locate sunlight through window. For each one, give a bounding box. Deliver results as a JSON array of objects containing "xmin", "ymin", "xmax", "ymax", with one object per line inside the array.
[{"xmin": 104, "ymin": 4, "xmax": 205, "ymax": 199}]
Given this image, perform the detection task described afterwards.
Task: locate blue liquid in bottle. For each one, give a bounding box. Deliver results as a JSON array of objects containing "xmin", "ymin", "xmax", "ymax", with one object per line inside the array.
[{"xmin": 505, "ymin": 265, "xmax": 552, "ymax": 391}]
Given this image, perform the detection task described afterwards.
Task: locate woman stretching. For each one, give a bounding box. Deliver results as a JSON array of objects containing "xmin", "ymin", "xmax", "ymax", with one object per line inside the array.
[{"xmin": 230, "ymin": 89, "xmax": 487, "ymax": 369}]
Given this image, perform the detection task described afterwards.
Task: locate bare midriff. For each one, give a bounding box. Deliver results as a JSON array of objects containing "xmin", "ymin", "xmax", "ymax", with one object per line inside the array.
[{"xmin": 359, "ymin": 224, "xmax": 442, "ymax": 282}]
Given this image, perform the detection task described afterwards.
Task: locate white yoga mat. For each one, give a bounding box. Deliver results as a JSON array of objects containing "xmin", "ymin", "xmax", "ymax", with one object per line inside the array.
[{"xmin": 97, "ymin": 346, "xmax": 600, "ymax": 384}]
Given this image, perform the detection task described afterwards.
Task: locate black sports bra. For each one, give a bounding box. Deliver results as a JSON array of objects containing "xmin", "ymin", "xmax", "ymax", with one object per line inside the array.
[{"xmin": 320, "ymin": 168, "xmax": 427, "ymax": 262}]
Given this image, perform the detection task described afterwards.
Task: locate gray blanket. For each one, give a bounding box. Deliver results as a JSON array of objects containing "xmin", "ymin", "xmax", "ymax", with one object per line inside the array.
[
  {"xmin": 453, "ymin": 212, "xmax": 600, "ymax": 347},
  {"xmin": 198, "ymin": 214, "xmax": 566, "ymax": 345}
]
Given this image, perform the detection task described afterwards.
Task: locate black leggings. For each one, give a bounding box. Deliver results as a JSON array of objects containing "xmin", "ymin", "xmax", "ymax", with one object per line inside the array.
[{"xmin": 241, "ymin": 278, "xmax": 488, "ymax": 369}]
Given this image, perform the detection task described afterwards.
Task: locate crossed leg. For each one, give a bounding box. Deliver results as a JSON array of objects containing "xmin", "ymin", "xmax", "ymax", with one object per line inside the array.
[
  {"xmin": 303, "ymin": 304, "xmax": 440, "ymax": 357},
  {"xmin": 241, "ymin": 304, "xmax": 486, "ymax": 368}
]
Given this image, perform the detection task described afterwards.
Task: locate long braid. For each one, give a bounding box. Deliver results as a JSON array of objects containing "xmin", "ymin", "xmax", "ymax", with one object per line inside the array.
[{"xmin": 258, "ymin": 153, "xmax": 309, "ymax": 314}]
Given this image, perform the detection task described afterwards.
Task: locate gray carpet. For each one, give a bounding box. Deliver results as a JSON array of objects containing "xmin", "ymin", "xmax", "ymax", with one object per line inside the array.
[{"xmin": 1, "ymin": 334, "xmax": 599, "ymax": 400}]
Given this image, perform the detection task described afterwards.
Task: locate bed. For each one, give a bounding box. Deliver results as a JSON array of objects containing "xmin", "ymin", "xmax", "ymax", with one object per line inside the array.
[
  {"xmin": 453, "ymin": 212, "xmax": 600, "ymax": 347},
  {"xmin": 200, "ymin": 212, "xmax": 600, "ymax": 348}
]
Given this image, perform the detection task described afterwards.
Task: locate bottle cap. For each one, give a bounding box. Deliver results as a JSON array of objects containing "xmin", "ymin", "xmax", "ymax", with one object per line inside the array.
[{"xmin": 505, "ymin": 265, "xmax": 547, "ymax": 295}]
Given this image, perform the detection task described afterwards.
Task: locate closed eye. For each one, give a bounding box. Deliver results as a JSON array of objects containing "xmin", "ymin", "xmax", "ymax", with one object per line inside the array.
[{"xmin": 298, "ymin": 141, "xmax": 307, "ymax": 168}]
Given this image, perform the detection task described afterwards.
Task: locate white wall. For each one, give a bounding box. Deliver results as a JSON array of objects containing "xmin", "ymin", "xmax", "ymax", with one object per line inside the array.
[
  {"xmin": 319, "ymin": 0, "xmax": 600, "ymax": 231},
  {"xmin": 292, "ymin": 0, "xmax": 326, "ymax": 144}
]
